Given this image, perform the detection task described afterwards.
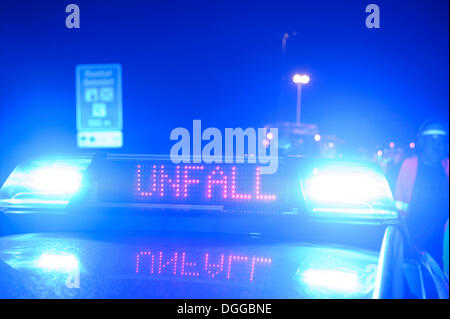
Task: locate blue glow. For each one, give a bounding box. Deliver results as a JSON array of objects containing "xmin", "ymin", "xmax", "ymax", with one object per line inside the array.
[
  {"xmin": 36, "ymin": 253, "xmax": 79, "ymax": 271},
  {"xmin": 0, "ymin": 158, "xmax": 91, "ymax": 208},
  {"xmin": 301, "ymin": 164, "xmax": 397, "ymax": 219},
  {"xmin": 28, "ymin": 165, "xmax": 82, "ymax": 194},
  {"xmin": 302, "ymin": 269, "xmax": 361, "ymax": 293}
]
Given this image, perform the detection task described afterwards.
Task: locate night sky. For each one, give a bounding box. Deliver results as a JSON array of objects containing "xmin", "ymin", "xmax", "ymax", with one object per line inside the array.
[{"xmin": 0, "ymin": 0, "xmax": 448, "ymax": 180}]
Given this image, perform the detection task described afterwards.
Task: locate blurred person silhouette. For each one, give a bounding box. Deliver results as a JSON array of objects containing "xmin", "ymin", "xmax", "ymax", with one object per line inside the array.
[
  {"xmin": 444, "ymin": 220, "xmax": 449, "ymax": 278},
  {"xmin": 395, "ymin": 118, "xmax": 449, "ymax": 266}
]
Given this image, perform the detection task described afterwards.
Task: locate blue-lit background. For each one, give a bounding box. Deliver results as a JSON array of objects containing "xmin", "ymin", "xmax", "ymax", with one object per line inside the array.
[{"xmin": 0, "ymin": 0, "xmax": 448, "ymax": 183}]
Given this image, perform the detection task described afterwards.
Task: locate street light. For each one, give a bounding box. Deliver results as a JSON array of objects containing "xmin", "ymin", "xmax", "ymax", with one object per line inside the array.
[
  {"xmin": 292, "ymin": 74, "xmax": 310, "ymax": 125},
  {"xmin": 293, "ymin": 74, "xmax": 310, "ymax": 84}
]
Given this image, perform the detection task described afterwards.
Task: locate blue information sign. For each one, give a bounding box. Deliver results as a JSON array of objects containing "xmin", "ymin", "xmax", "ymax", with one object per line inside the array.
[{"xmin": 76, "ymin": 64, "xmax": 123, "ymax": 148}]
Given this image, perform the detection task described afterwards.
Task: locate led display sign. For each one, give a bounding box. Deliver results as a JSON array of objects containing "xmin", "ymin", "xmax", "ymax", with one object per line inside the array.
[{"xmin": 135, "ymin": 164, "xmax": 277, "ymax": 203}]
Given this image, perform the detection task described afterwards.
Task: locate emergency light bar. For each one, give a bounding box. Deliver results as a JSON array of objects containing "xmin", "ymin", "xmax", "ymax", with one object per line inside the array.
[
  {"xmin": 0, "ymin": 157, "xmax": 92, "ymax": 209},
  {"xmin": 0, "ymin": 155, "xmax": 398, "ymax": 221},
  {"xmin": 300, "ymin": 161, "xmax": 398, "ymax": 220}
]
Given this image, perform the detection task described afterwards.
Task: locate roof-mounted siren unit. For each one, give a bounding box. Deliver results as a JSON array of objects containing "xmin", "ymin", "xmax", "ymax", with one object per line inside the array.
[
  {"xmin": 0, "ymin": 157, "xmax": 92, "ymax": 210},
  {"xmin": 300, "ymin": 160, "xmax": 398, "ymax": 221}
]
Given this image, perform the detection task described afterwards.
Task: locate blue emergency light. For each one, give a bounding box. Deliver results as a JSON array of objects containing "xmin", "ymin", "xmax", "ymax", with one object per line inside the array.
[
  {"xmin": 0, "ymin": 157, "xmax": 92, "ymax": 209},
  {"xmin": 0, "ymin": 155, "xmax": 398, "ymax": 221},
  {"xmin": 300, "ymin": 162, "xmax": 398, "ymax": 220}
]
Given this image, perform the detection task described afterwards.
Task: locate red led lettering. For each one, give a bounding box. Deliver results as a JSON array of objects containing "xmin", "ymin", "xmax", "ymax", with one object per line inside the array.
[
  {"xmin": 136, "ymin": 251, "xmax": 271, "ymax": 282},
  {"xmin": 207, "ymin": 166, "xmax": 228, "ymax": 199},
  {"xmin": 136, "ymin": 251, "xmax": 155, "ymax": 274},
  {"xmin": 136, "ymin": 164, "xmax": 276, "ymax": 202},
  {"xmin": 158, "ymin": 251, "xmax": 178, "ymax": 275}
]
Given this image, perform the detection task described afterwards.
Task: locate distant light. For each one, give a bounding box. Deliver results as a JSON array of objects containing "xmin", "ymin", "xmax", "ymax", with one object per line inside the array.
[
  {"xmin": 389, "ymin": 142, "xmax": 395, "ymax": 149},
  {"xmin": 327, "ymin": 142, "xmax": 334, "ymax": 148},
  {"xmin": 409, "ymin": 142, "xmax": 415, "ymax": 149},
  {"xmin": 314, "ymin": 134, "xmax": 321, "ymax": 142},
  {"xmin": 36, "ymin": 253, "xmax": 79, "ymax": 271},
  {"xmin": 293, "ymin": 74, "xmax": 310, "ymax": 84},
  {"xmin": 266, "ymin": 132, "xmax": 274, "ymax": 141},
  {"xmin": 293, "ymin": 74, "xmax": 302, "ymax": 84},
  {"xmin": 377, "ymin": 150, "xmax": 383, "ymax": 157},
  {"xmin": 302, "ymin": 269, "xmax": 360, "ymax": 292},
  {"xmin": 262, "ymin": 139, "xmax": 270, "ymax": 148}
]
